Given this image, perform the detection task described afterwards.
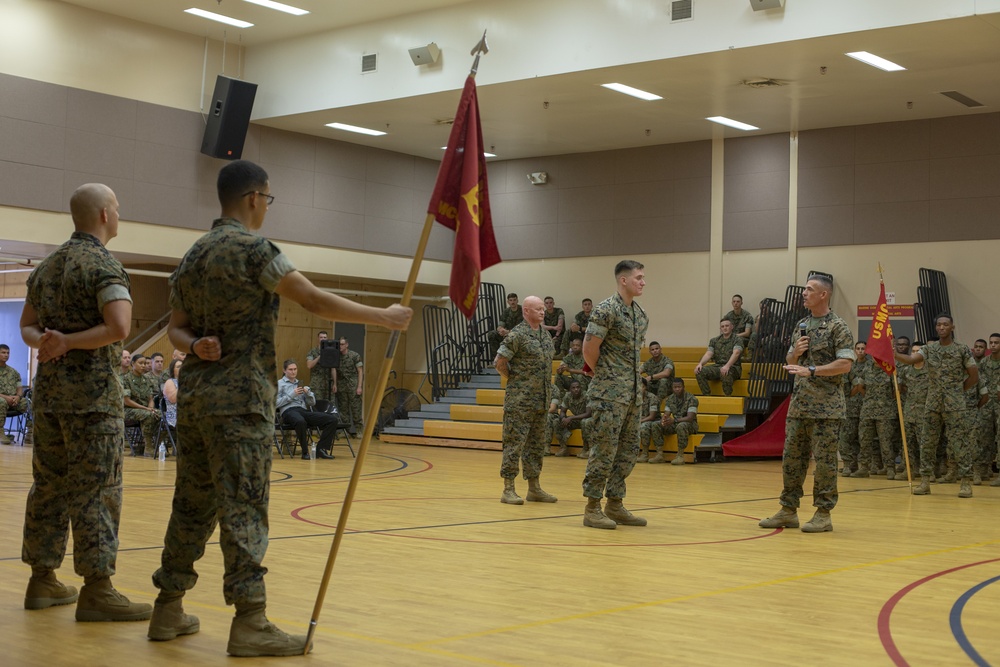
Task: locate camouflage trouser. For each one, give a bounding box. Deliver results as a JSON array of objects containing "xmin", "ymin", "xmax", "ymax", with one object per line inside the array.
[
  {"xmin": 780, "ymin": 417, "xmax": 840, "ymax": 511},
  {"xmin": 838, "ymin": 416, "xmax": 860, "ymax": 473},
  {"xmin": 582, "ymin": 399, "xmax": 639, "ymax": 499},
  {"xmin": 335, "ymin": 384, "xmax": 363, "ymax": 430},
  {"xmin": 550, "ymin": 332, "xmax": 564, "ymax": 355},
  {"xmin": 125, "ymin": 406, "xmax": 160, "ymax": 447},
  {"xmin": 0, "ymin": 396, "xmax": 29, "ymax": 429},
  {"xmin": 500, "ymin": 408, "xmax": 547, "ymax": 480},
  {"xmin": 153, "ymin": 413, "xmax": 272, "ymax": 606},
  {"xmin": 22, "ymin": 411, "xmax": 123, "ymax": 578},
  {"xmin": 977, "ymin": 401, "xmax": 999, "ymax": 470},
  {"xmin": 554, "ymin": 416, "xmax": 594, "ymax": 447},
  {"xmin": 859, "ymin": 417, "xmax": 901, "ymax": 473},
  {"xmin": 555, "ymin": 373, "xmax": 590, "ymax": 398},
  {"xmin": 652, "ymin": 419, "xmax": 699, "ymax": 453},
  {"xmin": 696, "ymin": 364, "xmax": 741, "ymax": 396},
  {"xmin": 646, "ymin": 379, "xmax": 672, "ymax": 403},
  {"xmin": 920, "ymin": 409, "xmax": 975, "ymax": 479},
  {"xmin": 639, "ymin": 420, "xmax": 658, "ymax": 450}
]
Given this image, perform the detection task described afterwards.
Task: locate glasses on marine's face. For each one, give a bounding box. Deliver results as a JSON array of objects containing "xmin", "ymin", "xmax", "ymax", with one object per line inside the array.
[{"xmin": 243, "ymin": 191, "xmax": 275, "ymax": 205}]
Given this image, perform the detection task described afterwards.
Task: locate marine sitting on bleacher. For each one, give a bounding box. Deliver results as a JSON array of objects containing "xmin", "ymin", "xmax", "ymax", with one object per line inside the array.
[
  {"xmin": 549, "ymin": 380, "xmax": 592, "ymax": 458},
  {"xmin": 560, "ymin": 298, "xmax": 593, "ymax": 356},
  {"xmin": 650, "ymin": 378, "xmax": 699, "ymax": 465},
  {"xmin": 488, "ymin": 292, "xmax": 523, "ymax": 359},
  {"xmin": 695, "ymin": 318, "xmax": 743, "ymax": 397},
  {"xmin": 554, "ymin": 337, "xmax": 590, "ymax": 400},
  {"xmin": 641, "ymin": 341, "xmax": 675, "ymax": 401},
  {"xmin": 636, "ymin": 378, "xmax": 660, "ymax": 463}
]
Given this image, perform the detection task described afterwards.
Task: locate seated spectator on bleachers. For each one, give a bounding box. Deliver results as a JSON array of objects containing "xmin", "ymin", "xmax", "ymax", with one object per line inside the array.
[
  {"xmin": 560, "ymin": 298, "xmax": 593, "ymax": 356},
  {"xmin": 695, "ymin": 318, "xmax": 743, "ymax": 396},
  {"xmin": 641, "ymin": 341, "xmax": 675, "ymax": 401},
  {"xmin": 276, "ymin": 359, "xmax": 340, "ymax": 461},
  {"xmin": 542, "ymin": 296, "xmax": 566, "ymax": 355},
  {"xmin": 651, "ymin": 378, "xmax": 700, "ymax": 465},
  {"xmin": 161, "ymin": 348, "xmax": 187, "ymax": 387},
  {"xmin": 637, "ymin": 378, "xmax": 661, "ymax": 463},
  {"xmin": 119, "ymin": 348, "xmax": 132, "ymax": 376},
  {"xmin": 162, "ymin": 358, "xmax": 182, "ymax": 428},
  {"xmin": 724, "ymin": 294, "xmax": 755, "ymax": 359},
  {"xmin": 0, "ymin": 343, "xmax": 28, "ymax": 444},
  {"xmin": 554, "ymin": 336, "xmax": 590, "ymax": 400},
  {"xmin": 488, "ymin": 293, "xmax": 523, "ymax": 359},
  {"xmin": 549, "ymin": 380, "xmax": 592, "ymax": 459},
  {"xmin": 123, "ymin": 353, "xmax": 161, "ymax": 455}
]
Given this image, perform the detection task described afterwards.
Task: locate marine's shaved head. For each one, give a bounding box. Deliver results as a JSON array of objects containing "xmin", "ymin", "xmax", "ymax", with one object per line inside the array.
[{"xmin": 69, "ymin": 183, "xmax": 119, "ymax": 243}]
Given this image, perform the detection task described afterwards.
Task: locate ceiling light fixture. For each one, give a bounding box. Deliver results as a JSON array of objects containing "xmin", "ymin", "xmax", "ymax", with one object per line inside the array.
[
  {"xmin": 600, "ymin": 83, "xmax": 663, "ymax": 101},
  {"xmin": 243, "ymin": 0, "xmax": 309, "ymax": 15},
  {"xmin": 326, "ymin": 122, "xmax": 387, "ymax": 136},
  {"xmin": 184, "ymin": 8, "xmax": 254, "ymax": 28},
  {"xmin": 706, "ymin": 116, "xmax": 759, "ymax": 131},
  {"xmin": 845, "ymin": 51, "xmax": 906, "ymax": 72},
  {"xmin": 440, "ymin": 147, "xmax": 497, "ymax": 157}
]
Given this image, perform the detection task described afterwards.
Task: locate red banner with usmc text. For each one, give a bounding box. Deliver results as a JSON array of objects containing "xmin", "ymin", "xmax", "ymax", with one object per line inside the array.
[
  {"xmin": 427, "ymin": 76, "xmax": 502, "ymax": 318},
  {"xmin": 867, "ymin": 282, "xmax": 896, "ymax": 375}
]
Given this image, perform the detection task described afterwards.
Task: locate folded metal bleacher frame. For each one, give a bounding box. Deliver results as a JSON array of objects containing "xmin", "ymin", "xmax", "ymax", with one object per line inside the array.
[
  {"xmin": 745, "ymin": 285, "xmax": 808, "ymax": 416},
  {"xmin": 914, "ymin": 268, "xmax": 950, "ymax": 344}
]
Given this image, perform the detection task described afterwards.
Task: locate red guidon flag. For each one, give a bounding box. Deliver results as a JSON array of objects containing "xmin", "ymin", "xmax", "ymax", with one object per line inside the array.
[
  {"xmin": 867, "ymin": 282, "xmax": 896, "ymax": 375},
  {"xmin": 427, "ymin": 75, "xmax": 502, "ymax": 318}
]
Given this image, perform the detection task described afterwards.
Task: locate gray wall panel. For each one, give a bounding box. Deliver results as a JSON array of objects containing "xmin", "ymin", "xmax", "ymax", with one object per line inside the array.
[
  {"xmin": 0, "ymin": 117, "xmax": 66, "ymax": 170},
  {"xmin": 66, "ymin": 88, "xmax": 136, "ymax": 139}
]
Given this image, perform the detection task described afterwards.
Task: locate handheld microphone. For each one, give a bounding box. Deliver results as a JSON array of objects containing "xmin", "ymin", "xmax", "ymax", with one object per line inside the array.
[{"xmin": 798, "ymin": 322, "xmax": 808, "ymax": 364}]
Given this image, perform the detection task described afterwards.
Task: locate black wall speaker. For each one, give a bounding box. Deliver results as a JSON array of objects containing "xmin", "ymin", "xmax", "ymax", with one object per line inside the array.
[{"xmin": 200, "ymin": 75, "xmax": 258, "ymax": 160}]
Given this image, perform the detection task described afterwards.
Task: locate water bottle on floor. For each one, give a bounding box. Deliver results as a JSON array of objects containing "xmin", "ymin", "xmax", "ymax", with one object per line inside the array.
[
  {"xmin": 158, "ymin": 443, "xmax": 166, "ymax": 462},
  {"xmin": 310, "ymin": 443, "xmax": 316, "ymax": 460}
]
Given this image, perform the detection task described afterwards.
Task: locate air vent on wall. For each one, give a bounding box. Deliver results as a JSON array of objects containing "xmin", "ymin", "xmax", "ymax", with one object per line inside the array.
[
  {"xmin": 741, "ymin": 77, "xmax": 789, "ymax": 88},
  {"xmin": 671, "ymin": 0, "xmax": 693, "ymax": 22},
  {"xmin": 361, "ymin": 53, "xmax": 377, "ymax": 74},
  {"xmin": 939, "ymin": 90, "xmax": 985, "ymax": 108}
]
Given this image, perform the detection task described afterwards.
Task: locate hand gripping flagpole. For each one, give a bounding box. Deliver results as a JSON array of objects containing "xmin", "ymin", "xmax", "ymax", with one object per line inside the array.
[
  {"xmin": 303, "ymin": 32, "xmax": 490, "ymax": 654},
  {"xmin": 879, "ymin": 263, "xmax": 914, "ymax": 489}
]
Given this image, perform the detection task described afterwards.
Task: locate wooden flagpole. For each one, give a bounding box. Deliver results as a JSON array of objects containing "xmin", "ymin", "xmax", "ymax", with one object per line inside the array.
[
  {"xmin": 303, "ymin": 31, "xmax": 490, "ymax": 653},
  {"xmin": 878, "ymin": 263, "xmax": 913, "ymax": 490}
]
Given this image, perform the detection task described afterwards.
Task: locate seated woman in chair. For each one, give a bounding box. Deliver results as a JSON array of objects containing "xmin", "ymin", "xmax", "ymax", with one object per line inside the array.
[
  {"xmin": 162, "ymin": 358, "xmax": 181, "ymax": 427},
  {"xmin": 276, "ymin": 359, "xmax": 340, "ymax": 460}
]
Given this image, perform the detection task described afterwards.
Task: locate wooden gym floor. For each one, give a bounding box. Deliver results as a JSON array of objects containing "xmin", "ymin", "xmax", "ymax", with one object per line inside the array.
[{"xmin": 1, "ymin": 440, "xmax": 999, "ymax": 666}]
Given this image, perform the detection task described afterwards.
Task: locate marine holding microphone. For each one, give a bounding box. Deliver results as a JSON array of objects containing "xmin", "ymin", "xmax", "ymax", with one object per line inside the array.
[{"xmin": 759, "ymin": 274, "xmax": 856, "ymax": 534}]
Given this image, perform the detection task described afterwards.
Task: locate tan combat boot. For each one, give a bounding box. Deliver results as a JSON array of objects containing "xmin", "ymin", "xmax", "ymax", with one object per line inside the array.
[
  {"xmin": 758, "ymin": 507, "xmax": 799, "ymax": 529},
  {"xmin": 576, "ymin": 446, "xmax": 590, "ymax": 459},
  {"xmin": 972, "ymin": 466, "xmax": 982, "ymax": 486},
  {"xmin": 801, "ymin": 509, "xmax": 833, "ymax": 533},
  {"xmin": 525, "ymin": 478, "xmax": 558, "ymax": 503},
  {"xmin": 583, "ymin": 498, "xmax": 616, "ymax": 530},
  {"xmin": 648, "ymin": 445, "xmax": 665, "ymax": 464},
  {"xmin": 500, "ymin": 478, "xmax": 523, "ymax": 505},
  {"xmin": 636, "ymin": 448, "xmax": 649, "ymax": 463},
  {"xmin": 148, "ymin": 592, "xmax": 200, "ymax": 641},
  {"xmin": 554, "ymin": 444, "xmax": 570, "ymax": 457},
  {"xmin": 990, "ymin": 475, "xmax": 1000, "ymax": 487},
  {"xmin": 75, "ymin": 577, "xmax": 152, "ymax": 622},
  {"xmin": 670, "ymin": 453, "xmax": 685, "ymax": 465},
  {"xmin": 942, "ymin": 461, "xmax": 957, "ymax": 483},
  {"xmin": 24, "ymin": 569, "xmax": 78, "ymax": 610},
  {"xmin": 227, "ymin": 605, "xmax": 310, "ymax": 657},
  {"xmin": 958, "ymin": 478, "xmax": 973, "ymax": 498},
  {"xmin": 604, "ymin": 498, "xmax": 647, "ymax": 526},
  {"xmin": 912, "ymin": 476, "xmax": 931, "ymax": 495}
]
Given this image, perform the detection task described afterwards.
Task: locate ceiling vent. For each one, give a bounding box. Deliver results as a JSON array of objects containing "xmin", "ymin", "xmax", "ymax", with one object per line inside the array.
[
  {"xmin": 361, "ymin": 53, "xmax": 377, "ymax": 74},
  {"xmin": 939, "ymin": 90, "xmax": 985, "ymax": 108},
  {"xmin": 670, "ymin": 0, "xmax": 693, "ymax": 22},
  {"xmin": 741, "ymin": 77, "xmax": 788, "ymax": 88},
  {"xmin": 434, "ymin": 118, "xmax": 455, "ymax": 126}
]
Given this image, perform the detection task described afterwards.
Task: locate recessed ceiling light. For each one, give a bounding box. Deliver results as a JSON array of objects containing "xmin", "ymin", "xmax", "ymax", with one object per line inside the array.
[
  {"xmin": 440, "ymin": 147, "xmax": 497, "ymax": 157},
  {"xmin": 845, "ymin": 51, "xmax": 905, "ymax": 72},
  {"xmin": 600, "ymin": 83, "xmax": 663, "ymax": 101},
  {"xmin": 184, "ymin": 8, "xmax": 254, "ymax": 28},
  {"xmin": 706, "ymin": 116, "xmax": 759, "ymax": 131},
  {"xmin": 243, "ymin": 0, "xmax": 309, "ymax": 15},
  {"xmin": 325, "ymin": 122, "xmax": 386, "ymax": 136}
]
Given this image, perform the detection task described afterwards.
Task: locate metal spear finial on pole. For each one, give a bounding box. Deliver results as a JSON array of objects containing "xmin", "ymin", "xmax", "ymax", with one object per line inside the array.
[{"xmin": 469, "ymin": 29, "xmax": 489, "ymax": 77}]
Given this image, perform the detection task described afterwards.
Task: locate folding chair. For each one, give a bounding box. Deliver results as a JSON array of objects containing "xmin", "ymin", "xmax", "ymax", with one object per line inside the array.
[
  {"xmin": 314, "ymin": 399, "xmax": 354, "ymax": 458},
  {"xmin": 124, "ymin": 418, "xmax": 145, "ymax": 456},
  {"xmin": 273, "ymin": 409, "xmax": 301, "ymax": 459},
  {"xmin": 3, "ymin": 393, "xmax": 30, "ymax": 445}
]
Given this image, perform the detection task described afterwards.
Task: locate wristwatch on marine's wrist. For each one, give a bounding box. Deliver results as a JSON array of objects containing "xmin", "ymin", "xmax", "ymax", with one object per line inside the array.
[{"xmin": 808, "ymin": 365, "xmax": 816, "ymax": 377}]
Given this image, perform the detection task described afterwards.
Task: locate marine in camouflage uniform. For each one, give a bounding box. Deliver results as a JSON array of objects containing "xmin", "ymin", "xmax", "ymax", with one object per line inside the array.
[
  {"xmin": 560, "ymin": 303, "xmax": 593, "ymax": 356},
  {"xmin": 966, "ymin": 365, "xmax": 991, "ymax": 483},
  {"xmin": 641, "ymin": 343, "xmax": 675, "ymax": 401},
  {"xmin": 554, "ymin": 339, "xmax": 590, "ymax": 400},
  {"xmin": 21, "ymin": 183, "xmax": 150, "ymax": 619},
  {"xmin": 542, "ymin": 298, "xmax": 566, "ymax": 354},
  {"xmin": 839, "ymin": 348, "xmax": 869, "ymax": 476},
  {"xmin": 582, "ymin": 261, "xmax": 649, "ymax": 529},
  {"xmin": 554, "ymin": 382, "xmax": 593, "ymax": 453},
  {"xmin": 496, "ymin": 299, "xmax": 556, "ymax": 503},
  {"xmin": 305, "ymin": 334, "xmax": 334, "ymax": 403},
  {"xmin": 637, "ymin": 381, "xmax": 660, "ymax": 462},
  {"xmin": 123, "ymin": 359, "xmax": 161, "ymax": 454},
  {"xmin": 487, "ymin": 296, "xmax": 523, "ymax": 359},
  {"xmin": 857, "ymin": 359, "xmax": 902, "ymax": 479},
  {"xmin": 0, "ymin": 355, "xmax": 28, "ymax": 443},
  {"xmin": 981, "ymin": 346, "xmax": 1000, "ymax": 486},
  {"xmin": 760, "ymin": 276, "xmax": 854, "ymax": 533},
  {"xmin": 695, "ymin": 322, "xmax": 743, "ymax": 396},
  {"xmin": 899, "ymin": 316, "xmax": 979, "ymax": 497},
  {"xmin": 334, "ymin": 343, "xmax": 364, "ymax": 433},
  {"xmin": 724, "ymin": 302, "xmax": 754, "ymax": 360},
  {"xmin": 897, "ymin": 360, "xmax": 929, "ymax": 478},
  {"xmin": 651, "ymin": 381, "xmax": 699, "ymax": 464}
]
